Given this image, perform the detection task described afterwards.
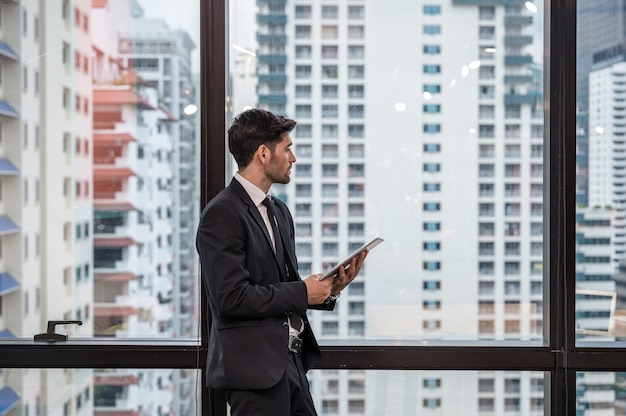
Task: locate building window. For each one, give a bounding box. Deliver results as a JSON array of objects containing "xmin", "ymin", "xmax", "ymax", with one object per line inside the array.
[
  {"xmin": 424, "ymin": 84, "xmax": 441, "ymax": 94},
  {"xmin": 423, "ymin": 241, "xmax": 441, "ymax": 251},
  {"xmin": 423, "ymin": 5, "xmax": 442, "ymax": 14},
  {"xmin": 423, "ymin": 163, "xmax": 441, "ymax": 173},
  {"xmin": 423, "ymin": 280, "xmax": 441, "ymax": 291},
  {"xmin": 321, "ymin": 45, "xmax": 338, "ymax": 59},
  {"xmin": 423, "ymin": 202, "xmax": 440, "ymax": 212},
  {"xmin": 348, "ymin": 84, "xmax": 364, "ymax": 98},
  {"xmin": 322, "ymin": 65, "xmax": 338, "ymax": 79},
  {"xmin": 321, "ymin": 84, "xmax": 338, "ymax": 98},
  {"xmin": 423, "ymin": 222, "xmax": 440, "ymax": 232},
  {"xmin": 423, "ymin": 104, "xmax": 441, "ymax": 113},
  {"xmin": 423, "ymin": 64, "xmax": 441, "ymax": 74},
  {"xmin": 295, "ymin": 5, "xmax": 311, "ymax": 19},
  {"xmin": 348, "ymin": 25, "xmax": 364, "ymax": 39},
  {"xmin": 321, "ymin": 25, "xmax": 338, "ymax": 39},
  {"xmin": 423, "ymin": 44, "xmax": 441, "ymax": 54},
  {"xmin": 348, "ymin": 45, "xmax": 365, "ymax": 59},
  {"xmin": 295, "ymin": 45, "xmax": 311, "ymax": 59},
  {"xmin": 295, "ymin": 25, "xmax": 311, "ymax": 39},
  {"xmin": 423, "ymin": 182, "xmax": 441, "ymax": 192},
  {"xmin": 423, "ymin": 124, "xmax": 441, "ymax": 133},
  {"xmin": 423, "ymin": 262, "xmax": 441, "ymax": 272},
  {"xmin": 295, "ymin": 84, "xmax": 311, "ymax": 98},
  {"xmin": 348, "ymin": 5, "xmax": 365, "ymax": 19},
  {"xmin": 321, "ymin": 5, "xmax": 338, "ymax": 19},
  {"xmin": 423, "ymin": 25, "xmax": 441, "ymax": 35}
]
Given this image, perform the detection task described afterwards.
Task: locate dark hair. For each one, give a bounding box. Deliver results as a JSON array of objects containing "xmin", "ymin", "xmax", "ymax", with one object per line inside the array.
[{"xmin": 228, "ymin": 108, "xmax": 297, "ymax": 168}]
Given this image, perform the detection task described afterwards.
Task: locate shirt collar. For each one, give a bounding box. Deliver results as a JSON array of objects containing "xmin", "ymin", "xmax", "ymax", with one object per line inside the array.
[{"xmin": 234, "ymin": 172, "xmax": 268, "ymax": 207}]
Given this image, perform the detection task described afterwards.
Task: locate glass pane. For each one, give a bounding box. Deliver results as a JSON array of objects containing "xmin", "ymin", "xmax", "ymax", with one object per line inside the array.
[
  {"xmin": 0, "ymin": 1, "xmax": 200, "ymax": 339},
  {"xmin": 576, "ymin": 372, "xmax": 619, "ymax": 414},
  {"xmin": 576, "ymin": 1, "xmax": 626, "ymax": 343},
  {"xmin": 0, "ymin": 368, "xmax": 200, "ymax": 415},
  {"xmin": 229, "ymin": 1, "xmax": 544, "ymax": 341},
  {"xmin": 308, "ymin": 370, "xmax": 545, "ymax": 415}
]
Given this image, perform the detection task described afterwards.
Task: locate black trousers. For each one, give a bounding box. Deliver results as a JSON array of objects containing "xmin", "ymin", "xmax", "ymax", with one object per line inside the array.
[{"xmin": 226, "ymin": 352, "xmax": 318, "ymax": 416}]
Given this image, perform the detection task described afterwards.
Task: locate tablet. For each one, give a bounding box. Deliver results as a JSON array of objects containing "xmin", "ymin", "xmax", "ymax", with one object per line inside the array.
[{"xmin": 320, "ymin": 237, "xmax": 384, "ymax": 280}]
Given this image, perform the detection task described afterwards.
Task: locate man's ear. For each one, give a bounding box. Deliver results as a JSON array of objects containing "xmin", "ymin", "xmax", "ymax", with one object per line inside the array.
[
  {"xmin": 257, "ymin": 144, "xmax": 270, "ymax": 164},
  {"xmin": 256, "ymin": 144, "xmax": 272, "ymax": 164}
]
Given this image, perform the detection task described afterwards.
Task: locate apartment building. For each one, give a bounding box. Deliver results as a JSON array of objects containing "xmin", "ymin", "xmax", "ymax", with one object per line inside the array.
[{"xmin": 250, "ymin": 0, "xmax": 547, "ymax": 413}]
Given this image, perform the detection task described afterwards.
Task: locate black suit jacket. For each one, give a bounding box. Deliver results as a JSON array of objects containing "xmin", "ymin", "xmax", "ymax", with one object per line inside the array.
[{"xmin": 196, "ymin": 178, "xmax": 334, "ymax": 390}]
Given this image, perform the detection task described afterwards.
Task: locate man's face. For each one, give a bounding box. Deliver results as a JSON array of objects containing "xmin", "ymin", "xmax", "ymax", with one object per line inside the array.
[{"xmin": 266, "ymin": 133, "xmax": 296, "ymax": 184}]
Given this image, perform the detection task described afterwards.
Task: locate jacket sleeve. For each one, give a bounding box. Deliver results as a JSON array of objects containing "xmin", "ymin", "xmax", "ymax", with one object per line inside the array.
[{"xmin": 197, "ymin": 199, "xmax": 309, "ymax": 320}]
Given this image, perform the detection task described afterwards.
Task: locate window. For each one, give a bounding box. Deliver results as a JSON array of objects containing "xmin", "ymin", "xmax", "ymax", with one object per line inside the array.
[
  {"xmin": 424, "ymin": 143, "xmax": 441, "ymax": 153},
  {"xmin": 295, "ymin": 5, "xmax": 311, "ymax": 19},
  {"xmin": 348, "ymin": 45, "xmax": 365, "ymax": 59},
  {"xmin": 424, "ymin": 182, "xmax": 441, "ymax": 192},
  {"xmin": 295, "ymin": 25, "xmax": 311, "ymax": 39},
  {"xmin": 321, "ymin": 5, "xmax": 338, "ymax": 19},
  {"xmin": 6, "ymin": 3, "xmax": 624, "ymax": 416},
  {"xmin": 321, "ymin": 45, "xmax": 338, "ymax": 59},
  {"xmin": 348, "ymin": 84, "xmax": 364, "ymax": 98},
  {"xmin": 423, "ymin": 64, "xmax": 441, "ymax": 74},
  {"xmin": 295, "ymin": 84, "xmax": 311, "ymax": 98},
  {"xmin": 348, "ymin": 5, "xmax": 365, "ymax": 19},
  {"xmin": 424, "ymin": 84, "xmax": 441, "ymax": 94},
  {"xmin": 423, "ymin": 25, "xmax": 441, "ymax": 35},
  {"xmin": 322, "ymin": 65, "xmax": 338, "ymax": 79},
  {"xmin": 295, "ymin": 45, "xmax": 311, "ymax": 59},
  {"xmin": 348, "ymin": 25, "xmax": 364, "ymax": 39},
  {"xmin": 423, "ymin": 104, "xmax": 441, "ymax": 113},
  {"xmin": 423, "ymin": 124, "xmax": 441, "ymax": 133},
  {"xmin": 322, "ymin": 84, "xmax": 338, "ymax": 98},
  {"xmin": 423, "ymin": 44, "xmax": 441, "ymax": 54},
  {"xmin": 321, "ymin": 25, "xmax": 338, "ymax": 39}
]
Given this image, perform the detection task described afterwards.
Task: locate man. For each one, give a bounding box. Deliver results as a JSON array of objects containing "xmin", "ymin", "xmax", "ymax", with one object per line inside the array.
[{"xmin": 196, "ymin": 108, "xmax": 367, "ymax": 415}]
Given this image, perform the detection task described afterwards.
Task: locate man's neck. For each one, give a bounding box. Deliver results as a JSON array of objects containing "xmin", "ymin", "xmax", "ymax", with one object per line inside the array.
[{"xmin": 238, "ymin": 168, "xmax": 271, "ymax": 193}]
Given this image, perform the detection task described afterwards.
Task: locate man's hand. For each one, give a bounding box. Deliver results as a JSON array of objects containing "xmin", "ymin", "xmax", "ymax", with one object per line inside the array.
[
  {"xmin": 303, "ymin": 273, "xmax": 333, "ymax": 305},
  {"xmin": 331, "ymin": 251, "xmax": 367, "ymax": 295}
]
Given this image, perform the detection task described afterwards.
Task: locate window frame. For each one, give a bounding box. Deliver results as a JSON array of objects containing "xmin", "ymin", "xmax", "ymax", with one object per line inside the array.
[{"xmin": 1, "ymin": 1, "xmax": 623, "ymax": 415}]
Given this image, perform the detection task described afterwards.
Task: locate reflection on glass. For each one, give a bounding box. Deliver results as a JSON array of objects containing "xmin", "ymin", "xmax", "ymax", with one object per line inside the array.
[
  {"xmin": 0, "ymin": 368, "xmax": 200, "ymax": 416},
  {"xmin": 308, "ymin": 370, "xmax": 545, "ymax": 415},
  {"xmin": 576, "ymin": 1, "xmax": 626, "ymax": 343},
  {"xmin": 0, "ymin": 1, "xmax": 200, "ymax": 340},
  {"xmin": 232, "ymin": 0, "xmax": 544, "ymax": 347},
  {"xmin": 576, "ymin": 372, "xmax": 620, "ymax": 415}
]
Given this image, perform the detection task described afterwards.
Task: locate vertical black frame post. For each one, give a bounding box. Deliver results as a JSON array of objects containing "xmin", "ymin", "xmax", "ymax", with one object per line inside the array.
[
  {"xmin": 548, "ymin": 0, "xmax": 578, "ymax": 414},
  {"xmin": 201, "ymin": 0, "xmax": 228, "ymax": 414}
]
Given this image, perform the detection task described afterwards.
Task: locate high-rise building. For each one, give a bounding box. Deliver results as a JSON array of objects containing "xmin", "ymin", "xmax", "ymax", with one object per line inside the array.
[
  {"xmin": 249, "ymin": 0, "xmax": 545, "ymax": 413},
  {"xmin": 0, "ymin": 0, "xmax": 200, "ymax": 414}
]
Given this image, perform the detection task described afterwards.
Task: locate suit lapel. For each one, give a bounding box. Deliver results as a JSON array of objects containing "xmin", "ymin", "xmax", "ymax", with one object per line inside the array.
[
  {"xmin": 229, "ymin": 179, "xmax": 290, "ymax": 280},
  {"xmin": 229, "ymin": 179, "xmax": 275, "ymax": 254}
]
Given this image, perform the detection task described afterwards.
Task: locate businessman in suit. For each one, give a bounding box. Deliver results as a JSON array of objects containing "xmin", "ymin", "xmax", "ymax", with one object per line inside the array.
[{"xmin": 196, "ymin": 108, "xmax": 367, "ymax": 415}]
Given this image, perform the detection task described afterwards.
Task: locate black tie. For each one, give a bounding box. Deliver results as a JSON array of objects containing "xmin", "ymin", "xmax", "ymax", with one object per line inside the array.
[{"xmin": 263, "ymin": 196, "xmax": 288, "ymax": 281}]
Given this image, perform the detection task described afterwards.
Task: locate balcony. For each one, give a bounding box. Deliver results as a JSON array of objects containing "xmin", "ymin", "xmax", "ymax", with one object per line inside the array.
[
  {"xmin": 504, "ymin": 91, "xmax": 541, "ymax": 105},
  {"xmin": 257, "ymin": 53, "xmax": 287, "ymax": 64},
  {"xmin": 504, "ymin": 35, "xmax": 534, "ymax": 46},
  {"xmin": 256, "ymin": 13, "xmax": 287, "ymax": 25},
  {"xmin": 504, "ymin": 54, "xmax": 534, "ymax": 65},
  {"xmin": 505, "ymin": 15, "xmax": 533, "ymax": 26},
  {"xmin": 258, "ymin": 73, "xmax": 287, "ymax": 83},
  {"xmin": 257, "ymin": 0, "xmax": 287, "ymax": 4},
  {"xmin": 258, "ymin": 93, "xmax": 287, "ymax": 104},
  {"xmin": 256, "ymin": 33, "xmax": 287, "ymax": 44},
  {"xmin": 504, "ymin": 74, "xmax": 534, "ymax": 84}
]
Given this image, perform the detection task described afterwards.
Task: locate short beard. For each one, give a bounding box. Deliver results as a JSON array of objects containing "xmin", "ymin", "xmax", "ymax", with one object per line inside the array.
[{"xmin": 266, "ymin": 157, "xmax": 291, "ymax": 184}]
